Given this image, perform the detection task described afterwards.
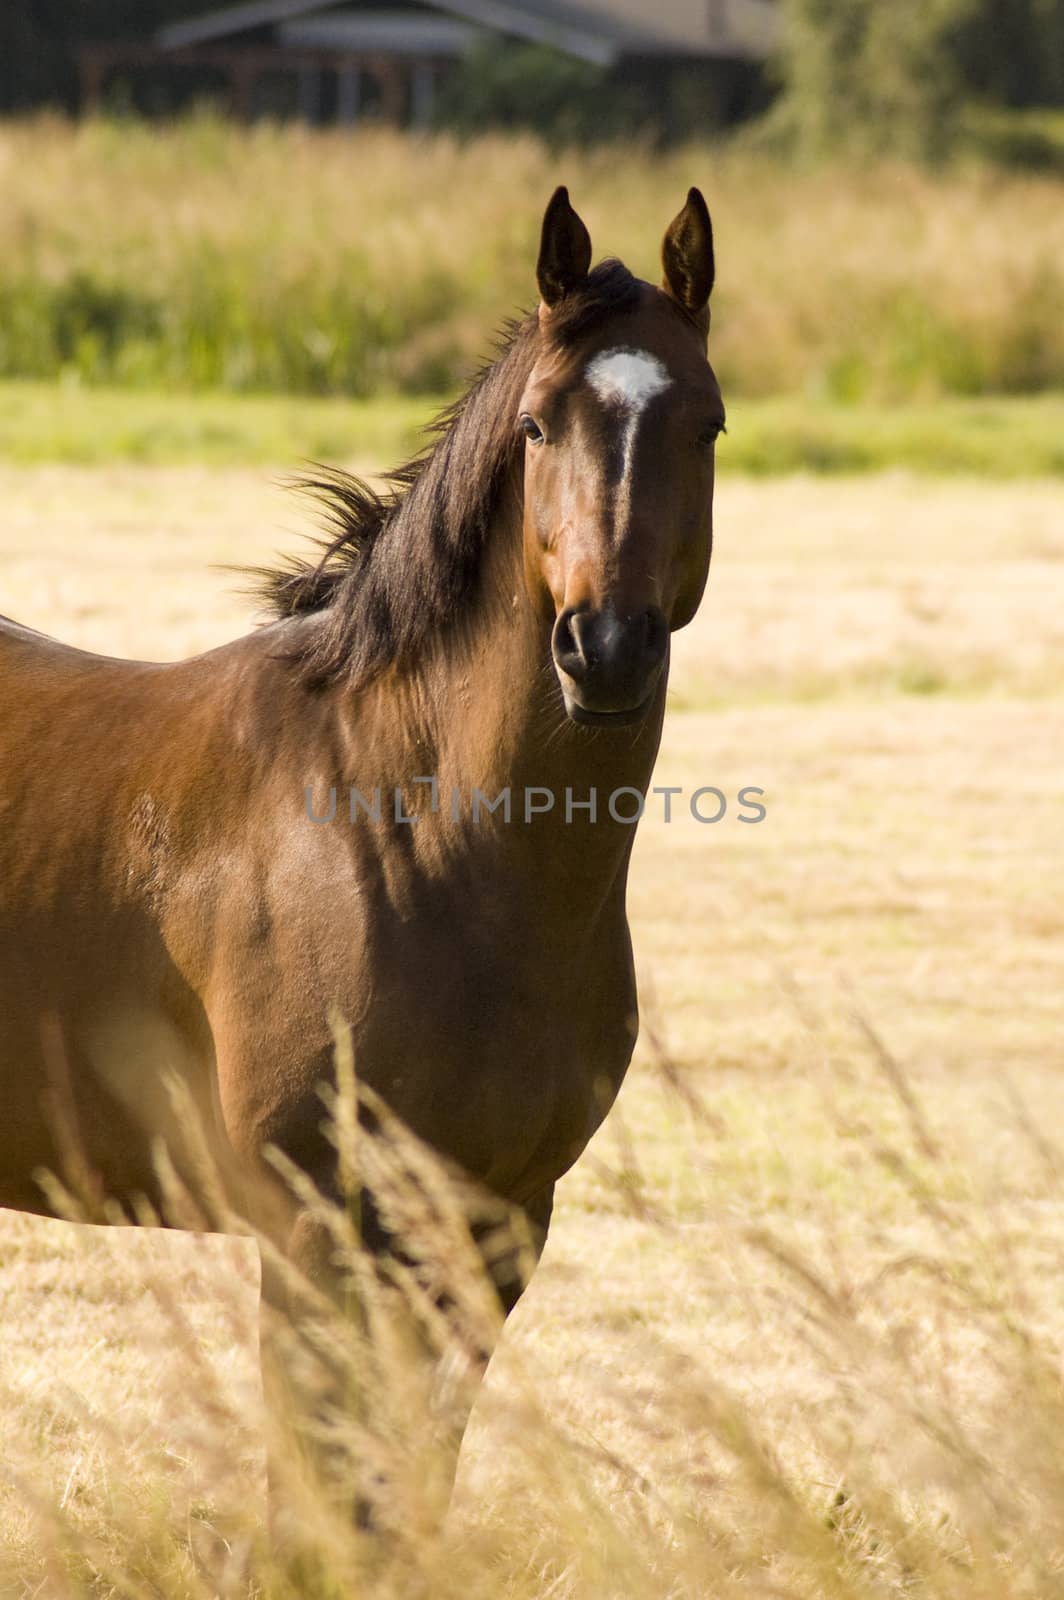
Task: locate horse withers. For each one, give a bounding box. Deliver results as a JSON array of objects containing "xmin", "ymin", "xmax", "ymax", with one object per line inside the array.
[{"xmin": 0, "ymin": 186, "xmax": 723, "ymax": 1526}]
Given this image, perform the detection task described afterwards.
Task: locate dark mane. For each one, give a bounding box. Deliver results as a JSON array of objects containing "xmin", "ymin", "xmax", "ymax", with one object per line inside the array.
[{"xmin": 252, "ymin": 260, "xmax": 642, "ymax": 689}]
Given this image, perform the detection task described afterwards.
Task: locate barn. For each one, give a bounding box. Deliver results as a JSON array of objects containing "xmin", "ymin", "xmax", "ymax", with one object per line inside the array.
[{"xmin": 79, "ymin": 0, "xmax": 780, "ymax": 128}]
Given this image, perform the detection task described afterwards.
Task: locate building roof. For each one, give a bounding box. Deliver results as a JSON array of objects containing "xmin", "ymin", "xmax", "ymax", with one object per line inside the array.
[
  {"xmin": 279, "ymin": 10, "xmax": 479, "ymax": 56},
  {"xmin": 158, "ymin": 0, "xmax": 778, "ymax": 63}
]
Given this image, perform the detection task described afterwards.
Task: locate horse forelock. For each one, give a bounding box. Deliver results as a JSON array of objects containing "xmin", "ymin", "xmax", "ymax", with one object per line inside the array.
[{"xmin": 252, "ymin": 260, "xmax": 643, "ymax": 690}]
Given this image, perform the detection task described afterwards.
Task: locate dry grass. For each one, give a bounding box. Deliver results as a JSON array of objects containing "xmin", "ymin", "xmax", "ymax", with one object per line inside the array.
[
  {"xmin": 1, "ymin": 116, "xmax": 1063, "ymax": 397},
  {"xmin": 4, "ymin": 466, "xmax": 1062, "ymax": 695},
  {"xmin": 0, "ymin": 461, "xmax": 1062, "ymax": 1593}
]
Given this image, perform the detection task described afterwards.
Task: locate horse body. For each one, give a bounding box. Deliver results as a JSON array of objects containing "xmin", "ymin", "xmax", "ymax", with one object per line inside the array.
[
  {"xmin": 0, "ymin": 186, "xmax": 722, "ymax": 1520},
  {"xmin": 0, "ymin": 568, "xmax": 648, "ymax": 1219}
]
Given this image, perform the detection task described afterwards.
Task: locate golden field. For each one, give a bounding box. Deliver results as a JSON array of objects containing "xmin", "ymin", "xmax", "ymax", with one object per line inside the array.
[{"xmin": 0, "ymin": 448, "xmax": 1062, "ymax": 1594}]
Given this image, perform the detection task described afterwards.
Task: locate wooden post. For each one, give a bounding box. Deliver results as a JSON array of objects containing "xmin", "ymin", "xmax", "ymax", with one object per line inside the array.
[
  {"xmin": 78, "ymin": 47, "xmax": 107, "ymax": 117},
  {"xmin": 298, "ymin": 60, "xmax": 322, "ymax": 124},
  {"xmin": 337, "ymin": 58, "xmax": 361, "ymax": 124},
  {"xmin": 230, "ymin": 55, "xmax": 257, "ymax": 120},
  {"xmin": 411, "ymin": 59, "xmax": 435, "ymax": 130},
  {"xmin": 375, "ymin": 57, "xmax": 404, "ymax": 125}
]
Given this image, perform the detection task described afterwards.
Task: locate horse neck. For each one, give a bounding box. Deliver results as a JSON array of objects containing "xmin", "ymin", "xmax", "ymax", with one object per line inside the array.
[{"xmin": 368, "ymin": 496, "xmax": 668, "ymax": 916}]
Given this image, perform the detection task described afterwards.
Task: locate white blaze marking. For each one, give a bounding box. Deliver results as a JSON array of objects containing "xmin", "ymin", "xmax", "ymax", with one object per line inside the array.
[
  {"xmin": 585, "ymin": 348, "xmax": 672, "ymax": 527},
  {"xmin": 586, "ymin": 347, "xmax": 672, "ymax": 411}
]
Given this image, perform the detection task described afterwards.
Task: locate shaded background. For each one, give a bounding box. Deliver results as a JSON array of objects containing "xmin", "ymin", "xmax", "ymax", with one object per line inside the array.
[{"xmin": 1, "ymin": 1, "xmax": 1062, "ymax": 141}]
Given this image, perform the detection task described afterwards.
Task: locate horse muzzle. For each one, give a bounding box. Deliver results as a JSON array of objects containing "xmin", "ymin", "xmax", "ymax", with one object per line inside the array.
[{"xmin": 551, "ymin": 603, "xmax": 668, "ymax": 727}]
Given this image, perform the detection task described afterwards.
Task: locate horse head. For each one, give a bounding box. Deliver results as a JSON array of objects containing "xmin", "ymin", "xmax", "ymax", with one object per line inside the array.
[{"xmin": 520, "ymin": 186, "xmax": 723, "ymax": 727}]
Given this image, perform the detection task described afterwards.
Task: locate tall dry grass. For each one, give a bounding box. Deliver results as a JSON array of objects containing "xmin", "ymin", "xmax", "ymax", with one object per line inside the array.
[
  {"xmin": 7, "ymin": 1031, "xmax": 1064, "ymax": 1599},
  {"xmin": 0, "ymin": 114, "xmax": 1062, "ymax": 399}
]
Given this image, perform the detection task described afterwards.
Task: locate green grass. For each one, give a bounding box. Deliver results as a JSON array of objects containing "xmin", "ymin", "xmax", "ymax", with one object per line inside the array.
[
  {"xmin": 722, "ymin": 392, "xmax": 1064, "ymax": 477},
  {"xmin": 960, "ymin": 104, "xmax": 1064, "ymax": 173},
  {"xmin": 2, "ymin": 379, "xmax": 1062, "ymax": 476},
  {"xmin": 0, "ymin": 381, "xmax": 434, "ymax": 468}
]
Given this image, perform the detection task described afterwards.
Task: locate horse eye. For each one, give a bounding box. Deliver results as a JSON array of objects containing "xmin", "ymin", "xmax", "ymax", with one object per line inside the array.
[
  {"xmin": 519, "ymin": 414, "xmax": 545, "ymax": 444},
  {"xmin": 698, "ymin": 421, "xmax": 725, "ymax": 446}
]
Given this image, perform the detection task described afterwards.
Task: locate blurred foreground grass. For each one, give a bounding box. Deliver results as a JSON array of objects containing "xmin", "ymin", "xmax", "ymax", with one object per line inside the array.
[
  {"xmin": 6, "ymin": 1033, "xmax": 1064, "ymax": 1598},
  {"xmin": 2, "ymin": 380, "xmax": 1062, "ymax": 475}
]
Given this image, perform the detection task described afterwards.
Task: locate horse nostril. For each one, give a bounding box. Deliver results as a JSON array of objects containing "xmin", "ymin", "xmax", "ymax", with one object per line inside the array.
[
  {"xmin": 552, "ymin": 607, "xmax": 590, "ymax": 681},
  {"xmin": 554, "ymin": 605, "xmax": 666, "ymax": 690}
]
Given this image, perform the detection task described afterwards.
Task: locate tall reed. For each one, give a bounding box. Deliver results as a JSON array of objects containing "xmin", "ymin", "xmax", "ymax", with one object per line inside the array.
[{"xmin": 1, "ymin": 114, "xmax": 1062, "ymax": 400}]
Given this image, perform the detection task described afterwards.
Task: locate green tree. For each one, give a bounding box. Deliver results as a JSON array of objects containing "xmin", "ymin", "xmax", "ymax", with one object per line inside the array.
[
  {"xmin": 432, "ymin": 38, "xmax": 651, "ymax": 144},
  {"xmin": 953, "ymin": 0, "xmax": 1064, "ymax": 108},
  {"xmin": 774, "ymin": 0, "xmax": 978, "ymax": 159}
]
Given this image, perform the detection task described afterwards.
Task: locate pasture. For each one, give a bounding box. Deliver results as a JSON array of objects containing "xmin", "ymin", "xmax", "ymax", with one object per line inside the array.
[{"xmin": 1, "ymin": 428, "xmax": 1061, "ymax": 1593}]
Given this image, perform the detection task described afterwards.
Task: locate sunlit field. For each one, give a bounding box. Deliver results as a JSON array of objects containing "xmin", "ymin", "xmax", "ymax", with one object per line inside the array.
[{"xmin": 1, "ymin": 431, "xmax": 1061, "ymax": 1592}]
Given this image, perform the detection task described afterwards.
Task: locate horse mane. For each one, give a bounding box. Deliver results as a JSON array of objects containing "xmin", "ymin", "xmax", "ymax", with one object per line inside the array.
[{"xmin": 252, "ymin": 260, "xmax": 643, "ymax": 690}]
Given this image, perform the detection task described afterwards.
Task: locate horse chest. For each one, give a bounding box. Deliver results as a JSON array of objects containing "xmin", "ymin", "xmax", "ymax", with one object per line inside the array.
[{"xmin": 353, "ymin": 909, "xmax": 638, "ymax": 1199}]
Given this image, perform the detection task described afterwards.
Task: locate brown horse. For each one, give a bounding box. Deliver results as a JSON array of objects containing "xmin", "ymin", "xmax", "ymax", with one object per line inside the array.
[{"xmin": 0, "ymin": 186, "xmax": 721, "ymax": 1514}]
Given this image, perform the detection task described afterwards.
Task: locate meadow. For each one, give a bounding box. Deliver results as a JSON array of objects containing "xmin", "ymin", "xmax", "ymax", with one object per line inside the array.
[
  {"xmin": 1, "ymin": 117, "xmax": 1063, "ymax": 1597},
  {"xmin": 2, "ymin": 379, "xmax": 1063, "ymax": 475},
  {"xmin": 1, "ymin": 440, "xmax": 1062, "ymax": 1594}
]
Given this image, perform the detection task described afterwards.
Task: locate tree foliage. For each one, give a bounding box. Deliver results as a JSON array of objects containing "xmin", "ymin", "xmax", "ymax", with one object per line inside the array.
[
  {"xmin": 0, "ymin": 1, "xmax": 195, "ymax": 111},
  {"xmin": 773, "ymin": 0, "xmax": 1064, "ymax": 160},
  {"xmin": 432, "ymin": 39, "xmax": 762, "ymax": 145},
  {"xmin": 953, "ymin": 0, "xmax": 1064, "ymax": 109},
  {"xmin": 774, "ymin": 0, "xmax": 975, "ymax": 158}
]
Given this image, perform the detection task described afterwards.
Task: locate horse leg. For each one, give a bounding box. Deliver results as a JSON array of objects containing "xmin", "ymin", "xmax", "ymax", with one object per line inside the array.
[
  {"xmin": 256, "ymin": 1185, "xmax": 382, "ymax": 1549},
  {"xmin": 258, "ymin": 1176, "xmax": 464, "ymax": 1546},
  {"xmin": 400, "ymin": 1182, "xmax": 556, "ymax": 1506},
  {"xmin": 257, "ymin": 1177, "xmax": 557, "ymax": 1552},
  {"xmin": 486, "ymin": 1183, "xmax": 555, "ymax": 1318}
]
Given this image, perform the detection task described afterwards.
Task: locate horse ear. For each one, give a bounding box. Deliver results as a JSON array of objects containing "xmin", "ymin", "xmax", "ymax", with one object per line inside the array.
[
  {"xmin": 537, "ymin": 186, "xmax": 592, "ymax": 310},
  {"xmin": 661, "ymin": 187, "xmax": 715, "ymax": 331}
]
